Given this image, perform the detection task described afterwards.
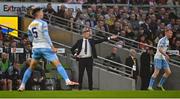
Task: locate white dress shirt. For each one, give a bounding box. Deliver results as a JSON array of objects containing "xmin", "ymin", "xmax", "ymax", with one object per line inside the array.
[{"xmin": 79, "ymin": 39, "xmax": 92, "ymax": 58}]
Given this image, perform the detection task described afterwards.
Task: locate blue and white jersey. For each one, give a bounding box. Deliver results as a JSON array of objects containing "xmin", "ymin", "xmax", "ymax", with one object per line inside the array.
[
  {"xmin": 28, "ymin": 19, "xmax": 52, "ymax": 49},
  {"xmin": 154, "ymin": 36, "xmax": 169, "ymax": 60}
]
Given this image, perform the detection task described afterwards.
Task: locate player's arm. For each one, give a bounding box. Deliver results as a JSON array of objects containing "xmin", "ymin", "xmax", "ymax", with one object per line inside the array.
[
  {"xmin": 159, "ymin": 47, "xmax": 170, "ymax": 60},
  {"xmin": 42, "ymin": 22, "xmax": 57, "ymax": 52},
  {"xmin": 71, "ymin": 40, "xmax": 79, "ymax": 55},
  {"xmin": 94, "ymin": 35, "xmax": 118, "ymax": 44},
  {"xmin": 28, "ymin": 30, "xmax": 33, "ymax": 42}
]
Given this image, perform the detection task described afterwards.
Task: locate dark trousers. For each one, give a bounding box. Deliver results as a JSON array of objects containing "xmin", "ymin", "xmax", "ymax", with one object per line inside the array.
[
  {"xmin": 78, "ymin": 57, "xmax": 93, "ymax": 90},
  {"xmin": 141, "ymin": 75, "xmax": 150, "ymax": 90}
]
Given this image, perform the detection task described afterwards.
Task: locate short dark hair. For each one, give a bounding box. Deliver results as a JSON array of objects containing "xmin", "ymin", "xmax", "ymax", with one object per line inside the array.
[{"xmin": 32, "ymin": 8, "xmax": 42, "ymax": 16}]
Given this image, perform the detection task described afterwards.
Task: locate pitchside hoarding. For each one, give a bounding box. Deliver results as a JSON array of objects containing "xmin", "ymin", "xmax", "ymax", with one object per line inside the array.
[
  {"xmin": 0, "ymin": 16, "xmax": 18, "ymax": 37},
  {"xmin": 0, "ymin": 2, "xmax": 82, "ymax": 13}
]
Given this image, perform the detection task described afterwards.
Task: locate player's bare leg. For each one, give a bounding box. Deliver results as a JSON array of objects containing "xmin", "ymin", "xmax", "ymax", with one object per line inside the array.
[
  {"xmin": 148, "ymin": 68, "xmax": 160, "ymax": 90},
  {"xmin": 51, "ymin": 59, "xmax": 79, "ymax": 86},
  {"xmin": 18, "ymin": 59, "xmax": 38, "ymax": 91},
  {"xmin": 157, "ymin": 68, "xmax": 171, "ymax": 91}
]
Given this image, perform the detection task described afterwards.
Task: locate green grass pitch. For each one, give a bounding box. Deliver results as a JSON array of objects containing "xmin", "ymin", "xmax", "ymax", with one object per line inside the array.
[{"xmin": 0, "ymin": 91, "xmax": 180, "ymax": 98}]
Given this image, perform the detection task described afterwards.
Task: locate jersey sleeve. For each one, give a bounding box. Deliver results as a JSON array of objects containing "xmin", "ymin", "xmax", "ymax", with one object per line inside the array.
[
  {"xmin": 28, "ymin": 29, "xmax": 33, "ymax": 42},
  {"xmin": 42, "ymin": 22, "xmax": 53, "ymax": 46},
  {"xmin": 157, "ymin": 39, "xmax": 164, "ymax": 48}
]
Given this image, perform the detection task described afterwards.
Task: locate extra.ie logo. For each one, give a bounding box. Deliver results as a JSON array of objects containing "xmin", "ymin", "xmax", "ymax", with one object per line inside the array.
[{"xmin": 3, "ymin": 5, "xmax": 27, "ymax": 12}]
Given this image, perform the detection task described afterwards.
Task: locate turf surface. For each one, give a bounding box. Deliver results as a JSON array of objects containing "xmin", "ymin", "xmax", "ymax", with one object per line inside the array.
[{"xmin": 0, "ymin": 91, "xmax": 180, "ymax": 98}]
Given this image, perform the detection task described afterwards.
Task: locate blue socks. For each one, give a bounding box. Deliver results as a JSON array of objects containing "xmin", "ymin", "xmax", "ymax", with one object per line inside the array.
[
  {"xmin": 57, "ymin": 64, "xmax": 69, "ymax": 81},
  {"xmin": 22, "ymin": 68, "xmax": 32, "ymax": 84},
  {"xmin": 159, "ymin": 76, "xmax": 167, "ymax": 86},
  {"xmin": 149, "ymin": 77, "xmax": 155, "ymax": 88},
  {"xmin": 149, "ymin": 76, "xmax": 168, "ymax": 88}
]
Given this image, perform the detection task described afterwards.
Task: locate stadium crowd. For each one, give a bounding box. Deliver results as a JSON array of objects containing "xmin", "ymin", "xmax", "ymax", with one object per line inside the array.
[{"xmin": 30, "ymin": 2, "xmax": 180, "ymax": 52}]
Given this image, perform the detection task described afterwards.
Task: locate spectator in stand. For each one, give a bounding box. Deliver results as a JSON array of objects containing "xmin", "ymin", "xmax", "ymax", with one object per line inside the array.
[
  {"xmin": 8, "ymin": 62, "xmax": 21, "ymax": 90},
  {"xmin": 75, "ymin": 14, "xmax": 85, "ymax": 32},
  {"xmin": 88, "ymin": 11, "xmax": 97, "ymax": 27},
  {"xmin": 172, "ymin": 38, "xmax": 180, "ymax": 52},
  {"xmin": 174, "ymin": 18, "xmax": 180, "ymax": 31},
  {"xmin": 64, "ymin": 8, "xmax": 74, "ymax": 30},
  {"xmin": 3, "ymin": 41, "xmax": 10, "ymax": 54},
  {"xmin": 56, "ymin": 5, "xmax": 66, "ymax": 18},
  {"xmin": 0, "ymin": 53, "xmax": 12, "ymax": 90},
  {"xmin": 9, "ymin": 41, "xmax": 18, "ymax": 64},
  {"xmin": 19, "ymin": 38, "xmax": 29, "ymax": 64},
  {"xmin": 104, "ymin": 8, "xmax": 115, "ymax": 31},
  {"xmin": 110, "ymin": 21, "xmax": 122, "ymax": 35},
  {"xmin": 125, "ymin": 25, "xmax": 135, "ymax": 40},
  {"xmin": 149, "ymin": 14, "xmax": 158, "ymax": 40},
  {"xmin": 94, "ymin": 20, "xmax": 108, "ymax": 37},
  {"xmin": 105, "ymin": 47, "xmax": 122, "ymax": 65},
  {"xmin": 125, "ymin": 49, "xmax": 139, "ymax": 81},
  {"xmin": 44, "ymin": 3, "xmax": 56, "ymax": 15},
  {"xmin": 91, "ymin": 4, "xmax": 97, "ymax": 13},
  {"xmin": 64, "ymin": 8, "xmax": 73, "ymax": 19},
  {"xmin": 138, "ymin": 35, "xmax": 147, "ymax": 50},
  {"xmin": 140, "ymin": 18, "xmax": 152, "ymax": 40},
  {"xmin": 27, "ymin": 5, "xmax": 35, "ymax": 18},
  {"xmin": 55, "ymin": 5, "xmax": 67, "ymax": 29},
  {"xmin": 0, "ymin": 66, "xmax": 4, "ymax": 90},
  {"xmin": 129, "ymin": 13, "xmax": 140, "ymax": 31},
  {"xmin": 31, "ymin": 64, "xmax": 46, "ymax": 90}
]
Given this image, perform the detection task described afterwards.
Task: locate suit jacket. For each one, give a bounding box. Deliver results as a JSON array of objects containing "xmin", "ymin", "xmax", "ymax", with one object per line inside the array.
[
  {"xmin": 71, "ymin": 37, "xmax": 109, "ymax": 59},
  {"xmin": 125, "ymin": 56, "xmax": 139, "ymax": 79},
  {"xmin": 140, "ymin": 52, "xmax": 151, "ymax": 78}
]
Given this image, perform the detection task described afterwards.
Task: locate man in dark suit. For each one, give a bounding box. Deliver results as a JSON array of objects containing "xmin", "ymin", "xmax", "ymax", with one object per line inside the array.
[
  {"xmin": 125, "ymin": 49, "xmax": 139, "ymax": 80},
  {"xmin": 140, "ymin": 46, "xmax": 152, "ymax": 90},
  {"xmin": 71, "ymin": 28, "xmax": 117, "ymax": 90}
]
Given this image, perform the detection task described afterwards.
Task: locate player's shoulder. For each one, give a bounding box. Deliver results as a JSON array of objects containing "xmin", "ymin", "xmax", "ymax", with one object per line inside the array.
[
  {"xmin": 39, "ymin": 19, "xmax": 47, "ymax": 25},
  {"xmin": 159, "ymin": 37, "xmax": 166, "ymax": 42},
  {"xmin": 29, "ymin": 20, "xmax": 41, "ymax": 27}
]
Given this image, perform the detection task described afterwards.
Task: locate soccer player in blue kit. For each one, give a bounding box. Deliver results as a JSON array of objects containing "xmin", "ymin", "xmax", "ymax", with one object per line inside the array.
[
  {"xmin": 18, "ymin": 8, "xmax": 79, "ymax": 91},
  {"xmin": 148, "ymin": 27, "xmax": 173, "ymax": 91}
]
